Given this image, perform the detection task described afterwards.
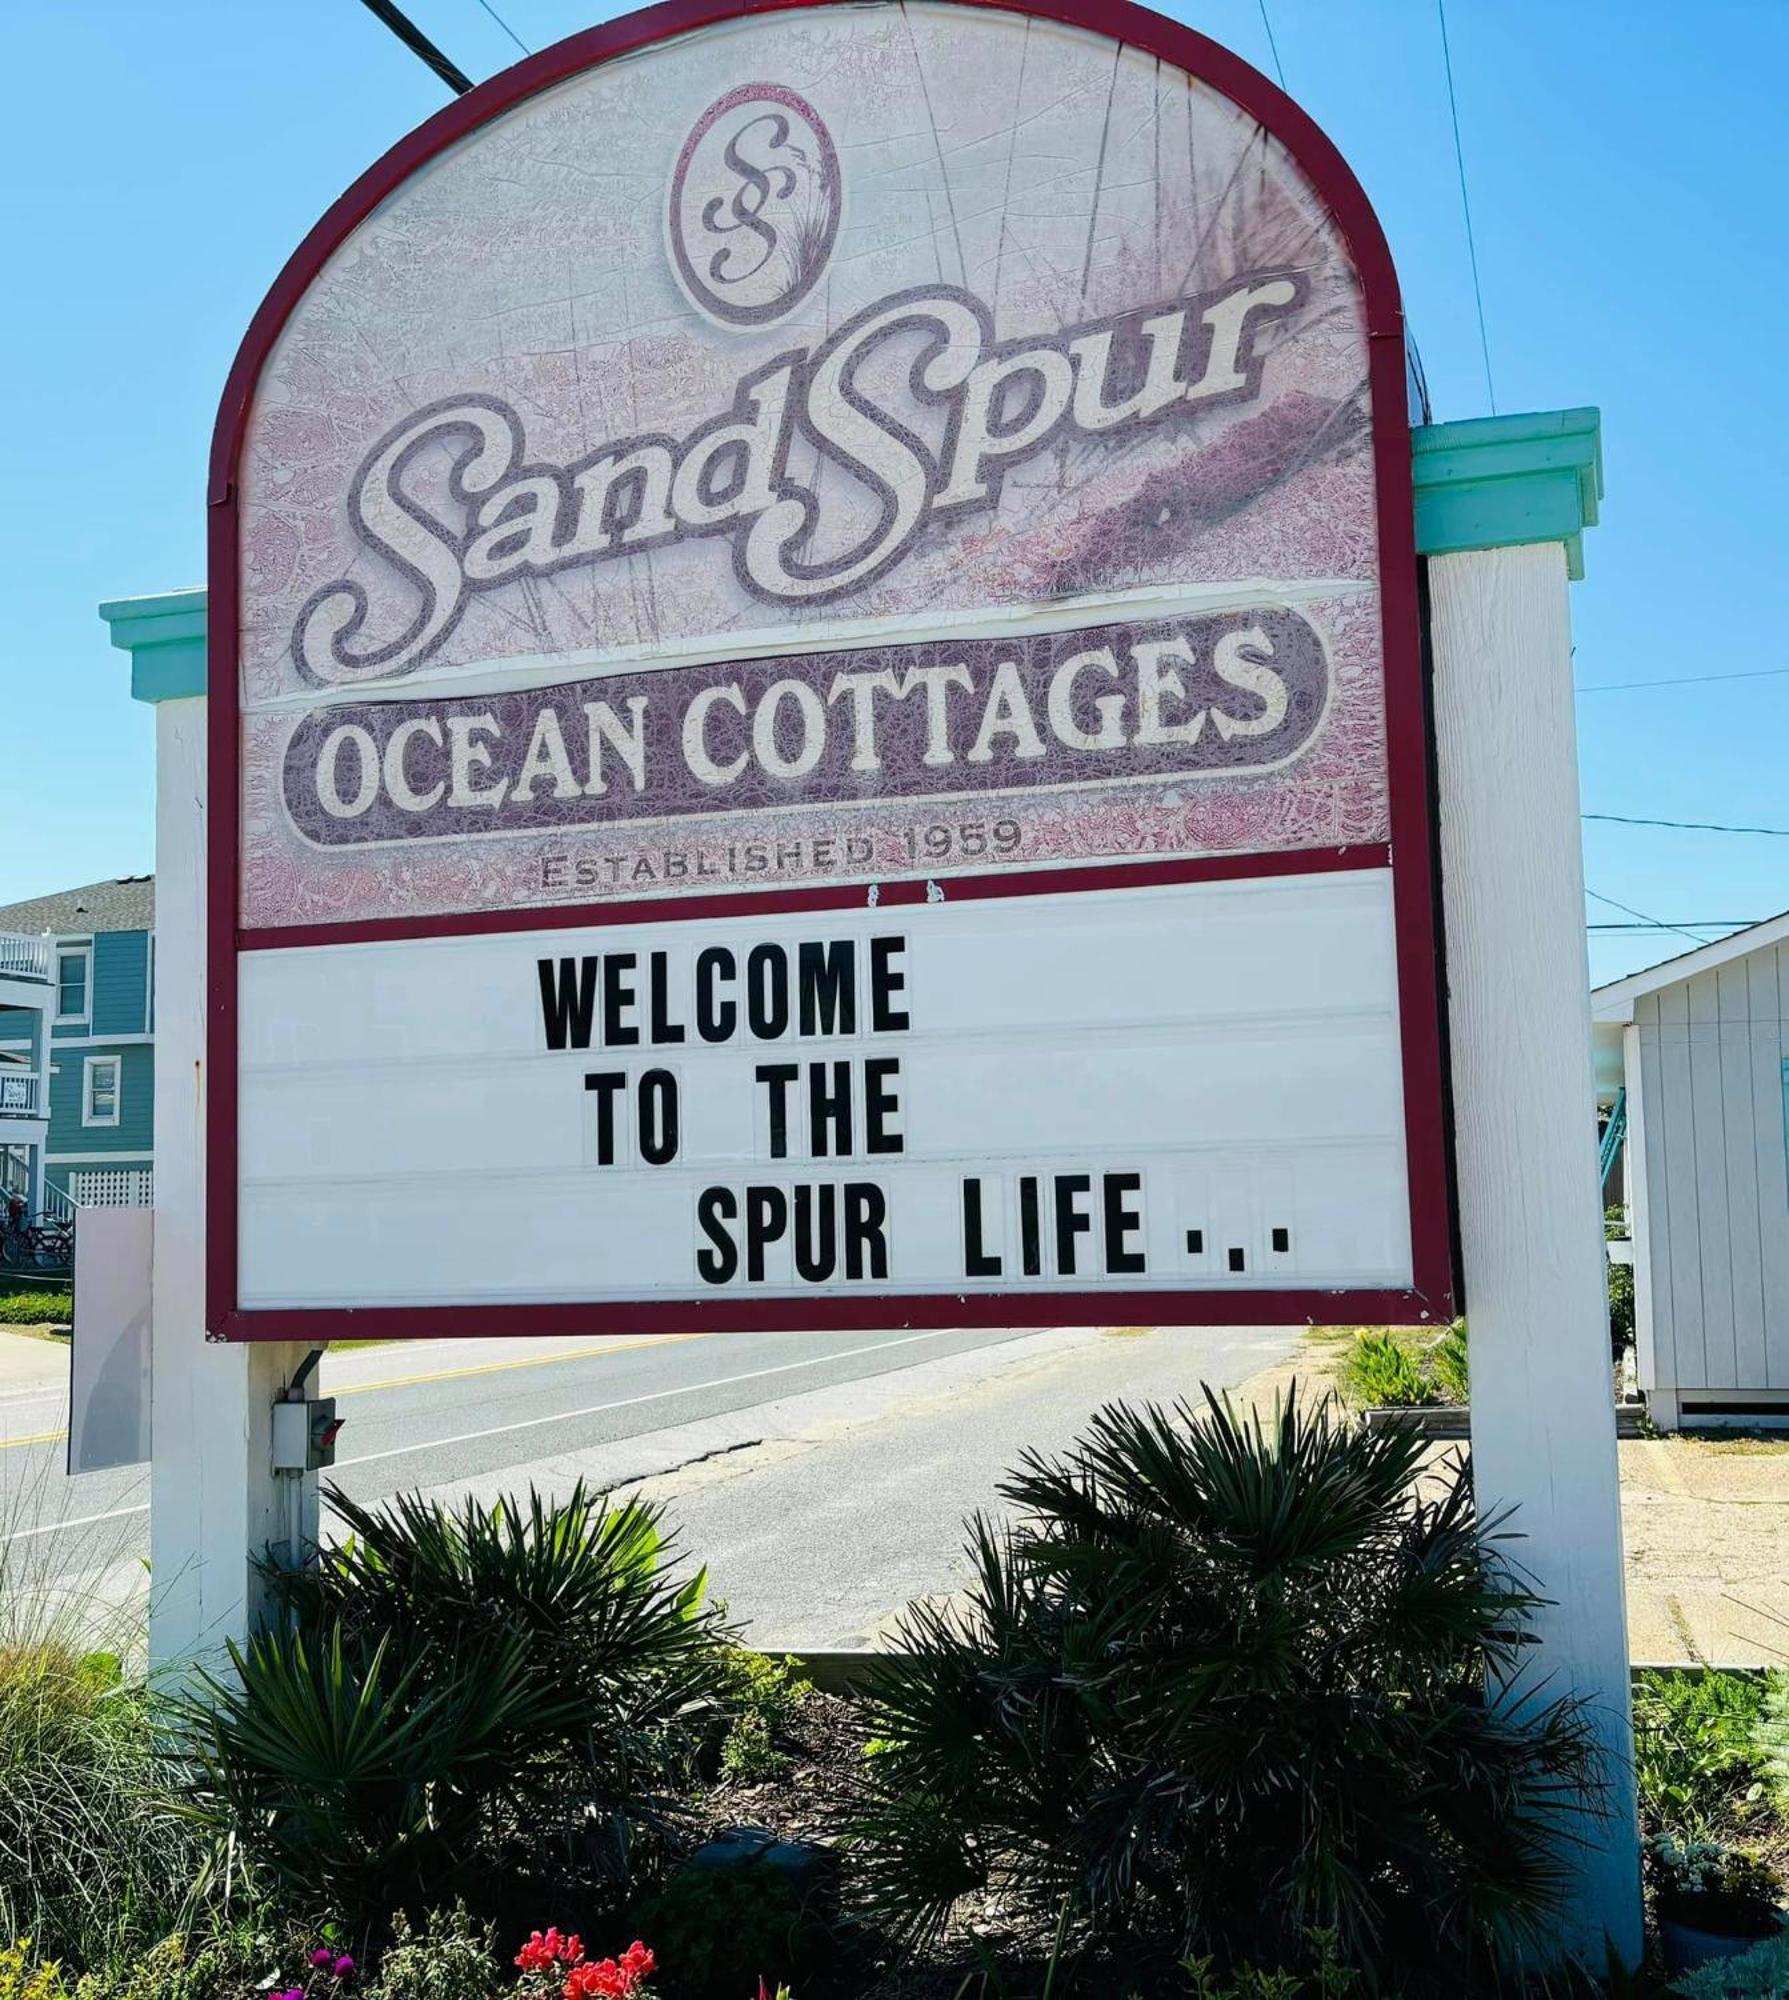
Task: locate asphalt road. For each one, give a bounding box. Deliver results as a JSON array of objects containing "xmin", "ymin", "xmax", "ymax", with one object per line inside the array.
[
  {"xmin": 0, "ymin": 1324, "xmax": 1035, "ymax": 1559},
  {"xmin": 0, "ymin": 1319, "xmax": 1295, "ymax": 1645}
]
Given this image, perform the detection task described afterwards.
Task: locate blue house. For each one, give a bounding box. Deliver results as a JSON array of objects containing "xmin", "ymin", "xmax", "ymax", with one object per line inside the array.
[{"xmin": 0, "ymin": 876, "xmax": 155, "ymax": 1215}]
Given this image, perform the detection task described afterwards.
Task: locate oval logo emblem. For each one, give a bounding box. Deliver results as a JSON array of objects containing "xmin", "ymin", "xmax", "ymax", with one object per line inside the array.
[{"xmin": 667, "ymin": 84, "xmax": 842, "ymax": 329}]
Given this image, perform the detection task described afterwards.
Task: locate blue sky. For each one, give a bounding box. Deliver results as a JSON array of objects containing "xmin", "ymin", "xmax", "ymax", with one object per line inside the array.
[{"xmin": 3, "ymin": 0, "xmax": 1784, "ymax": 985}]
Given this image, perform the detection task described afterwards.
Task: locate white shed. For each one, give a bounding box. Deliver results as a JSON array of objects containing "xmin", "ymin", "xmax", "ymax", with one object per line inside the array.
[{"xmin": 1594, "ymin": 915, "xmax": 1789, "ymax": 1428}]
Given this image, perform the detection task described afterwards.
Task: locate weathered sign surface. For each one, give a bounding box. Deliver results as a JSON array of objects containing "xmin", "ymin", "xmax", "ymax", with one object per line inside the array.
[{"xmin": 211, "ymin": 0, "xmax": 1453, "ymax": 1336}]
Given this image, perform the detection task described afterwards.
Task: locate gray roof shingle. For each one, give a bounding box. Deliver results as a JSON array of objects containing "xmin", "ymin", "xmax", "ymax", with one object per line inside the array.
[{"xmin": 0, "ymin": 876, "xmax": 155, "ymax": 936}]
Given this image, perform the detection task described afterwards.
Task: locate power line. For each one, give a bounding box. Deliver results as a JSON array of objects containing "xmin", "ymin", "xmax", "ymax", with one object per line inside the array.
[
  {"xmin": 1585, "ymin": 812, "xmax": 1789, "ymax": 839},
  {"xmin": 472, "ymin": 0, "xmax": 529, "ymax": 56},
  {"xmin": 1436, "ymin": 0, "xmax": 1496, "ymax": 415},
  {"xmin": 354, "ymin": 0, "xmax": 475, "ymax": 94},
  {"xmin": 1585, "ymin": 888, "xmax": 1721, "ymax": 948},
  {"xmin": 1589, "ymin": 922, "xmax": 1760, "ymax": 934},
  {"xmin": 1578, "ymin": 663, "xmax": 1789, "ymax": 695},
  {"xmin": 1256, "ymin": 0, "xmax": 1286, "ymax": 89}
]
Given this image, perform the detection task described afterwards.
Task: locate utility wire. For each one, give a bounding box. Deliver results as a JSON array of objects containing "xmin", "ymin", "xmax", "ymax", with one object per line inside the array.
[
  {"xmin": 1436, "ymin": 0, "xmax": 1496, "ymax": 415},
  {"xmin": 1585, "ymin": 812, "xmax": 1789, "ymax": 839},
  {"xmin": 1256, "ymin": 0, "xmax": 1287, "ymax": 89},
  {"xmin": 354, "ymin": 0, "xmax": 475, "ymax": 94},
  {"xmin": 472, "ymin": 0, "xmax": 530, "ymax": 56},
  {"xmin": 1579, "ymin": 664, "xmax": 1789, "ymax": 695},
  {"xmin": 1585, "ymin": 888, "xmax": 1718, "ymax": 948},
  {"xmin": 1589, "ymin": 922, "xmax": 1761, "ymax": 933}
]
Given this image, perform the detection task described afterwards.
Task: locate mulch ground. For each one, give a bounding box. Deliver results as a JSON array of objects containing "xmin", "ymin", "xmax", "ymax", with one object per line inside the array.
[{"xmin": 691, "ymin": 1692, "xmax": 1085, "ymax": 1999}]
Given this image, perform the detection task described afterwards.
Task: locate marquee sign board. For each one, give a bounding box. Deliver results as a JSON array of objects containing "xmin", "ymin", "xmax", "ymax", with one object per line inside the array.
[{"xmin": 209, "ymin": 0, "xmax": 1455, "ymax": 1338}]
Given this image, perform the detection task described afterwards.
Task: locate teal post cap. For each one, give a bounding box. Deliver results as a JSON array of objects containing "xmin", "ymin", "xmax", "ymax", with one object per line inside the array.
[
  {"xmin": 1412, "ymin": 406, "xmax": 1602, "ymax": 580},
  {"xmin": 101, "ymin": 587, "xmax": 207, "ymax": 704}
]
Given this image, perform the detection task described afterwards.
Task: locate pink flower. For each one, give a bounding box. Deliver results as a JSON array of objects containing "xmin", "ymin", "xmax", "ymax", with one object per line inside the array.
[
  {"xmin": 517, "ymin": 1928, "xmax": 584, "ymax": 1973},
  {"xmin": 333, "ymin": 1956, "xmax": 356, "ymax": 1978},
  {"xmin": 313, "ymin": 1950, "xmax": 335, "ymax": 1969},
  {"xmin": 564, "ymin": 1940, "xmax": 656, "ymax": 1999}
]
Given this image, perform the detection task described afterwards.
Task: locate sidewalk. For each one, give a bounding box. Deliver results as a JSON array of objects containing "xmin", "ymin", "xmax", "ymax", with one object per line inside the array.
[
  {"xmin": 0, "ymin": 1328, "xmax": 68, "ymax": 1396},
  {"xmin": 1622, "ymin": 1436, "xmax": 1789, "ymax": 1665},
  {"xmin": 1281, "ymin": 1331, "xmax": 1789, "ymax": 1668}
]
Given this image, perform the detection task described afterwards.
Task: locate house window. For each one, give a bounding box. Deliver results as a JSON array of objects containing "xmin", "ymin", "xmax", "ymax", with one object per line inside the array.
[
  {"xmin": 83, "ymin": 1055, "xmax": 121, "ymax": 1127},
  {"xmin": 56, "ymin": 948, "xmax": 91, "ymax": 1022}
]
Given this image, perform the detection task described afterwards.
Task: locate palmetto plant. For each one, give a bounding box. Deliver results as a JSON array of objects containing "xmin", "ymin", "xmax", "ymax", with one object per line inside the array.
[
  {"xmin": 178, "ymin": 1482, "xmax": 730, "ymax": 1925},
  {"xmin": 845, "ymin": 1387, "xmax": 1602, "ymax": 1991}
]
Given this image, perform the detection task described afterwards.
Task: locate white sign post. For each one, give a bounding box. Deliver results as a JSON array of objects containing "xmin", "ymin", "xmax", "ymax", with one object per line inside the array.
[
  {"xmin": 131, "ymin": 680, "xmax": 318, "ymax": 1671},
  {"xmin": 1431, "ymin": 533, "xmax": 1640, "ymax": 1964}
]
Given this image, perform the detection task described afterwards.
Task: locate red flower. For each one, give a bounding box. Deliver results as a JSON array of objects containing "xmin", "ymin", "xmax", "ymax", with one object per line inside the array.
[
  {"xmin": 516, "ymin": 1928, "xmax": 586, "ymax": 1973},
  {"xmin": 563, "ymin": 1940, "xmax": 656, "ymax": 1999}
]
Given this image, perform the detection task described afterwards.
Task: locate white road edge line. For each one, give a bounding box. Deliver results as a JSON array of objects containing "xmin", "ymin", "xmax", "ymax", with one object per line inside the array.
[
  {"xmin": 335, "ymin": 1325, "xmax": 987, "ymax": 1469},
  {"xmin": 5, "ymin": 1501, "xmax": 147, "ymax": 1542},
  {"xmin": 2, "ymin": 1325, "xmax": 1010, "ymax": 1539}
]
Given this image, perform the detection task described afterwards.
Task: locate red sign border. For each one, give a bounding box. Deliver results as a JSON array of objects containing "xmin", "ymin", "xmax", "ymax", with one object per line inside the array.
[{"xmin": 206, "ymin": 0, "xmax": 1457, "ymax": 1340}]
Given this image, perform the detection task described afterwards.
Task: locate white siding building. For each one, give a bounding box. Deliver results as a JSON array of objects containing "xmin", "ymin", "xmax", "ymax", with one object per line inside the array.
[{"xmin": 1595, "ymin": 917, "xmax": 1789, "ymax": 1428}]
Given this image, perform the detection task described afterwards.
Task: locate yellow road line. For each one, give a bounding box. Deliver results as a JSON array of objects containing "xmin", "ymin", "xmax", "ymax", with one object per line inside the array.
[
  {"xmin": 332, "ymin": 1333, "xmax": 699, "ymax": 1399},
  {"xmin": 0, "ymin": 1426, "xmax": 69, "ymax": 1452},
  {"xmin": 0, "ymin": 1333, "xmax": 704, "ymax": 1451}
]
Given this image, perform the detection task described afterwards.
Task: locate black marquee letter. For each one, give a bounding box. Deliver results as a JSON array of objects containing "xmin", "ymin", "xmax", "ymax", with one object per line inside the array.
[
  {"xmin": 584, "ymin": 1071, "xmax": 626, "ymax": 1164},
  {"xmin": 540, "ymin": 957, "xmax": 597, "ymax": 1049},
  {"xmin": 697, "ymin": 1187, "xmax": 738, "ymax": 1282},
  {"xmin": 638, "ymin": 1069, "xmax": 679, "ymax": 1166},
  {"xmin": 696, "ymin": 947, "xmax": 737, "ymax": 1042}
]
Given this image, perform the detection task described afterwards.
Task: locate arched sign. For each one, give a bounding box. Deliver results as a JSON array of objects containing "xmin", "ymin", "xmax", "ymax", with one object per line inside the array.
[{"xmin": 208, "ymin": 0, "xmax": 1455, "ymax": 1338}]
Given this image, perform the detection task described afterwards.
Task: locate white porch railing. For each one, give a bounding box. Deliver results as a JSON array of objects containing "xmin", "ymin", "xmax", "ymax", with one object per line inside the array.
[
  {"xmin": 0, "ymin": 1072, "xmax": 42, "ymax": 1116},
  {"xmin": 68, "ymin": 1168, "xmax": 152, "ymax": 1209},
  {"xmin": 40, "ymin": 1181, "xmax": 76, "ymax": 1224},
  {"xmin": 0, "ymin": 933, "xmax": 52, "ymax": 982}
]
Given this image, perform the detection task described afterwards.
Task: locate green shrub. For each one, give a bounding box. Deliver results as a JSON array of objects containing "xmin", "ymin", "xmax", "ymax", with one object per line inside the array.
[
  {"xmin": 1183, "ymin": 1929, "xmax": 1360, "ymax": 1999},
  {"xmin": 1632, "ymin": 1668, "xmax": 1773, "ymax": 1834},
  {"xmin": 712, "ymin": 1652, "xmax": 810, "ymax": 1787},
  {"xmin": 718, "ymin": 1651, "xmax": 812, "ymax": 1735},
  {"xmin": 847, "ymin": 1385, "xmax": 1601, "ymax": 1990},
  {"xmin": 0, "ymin": 1942, "xmax": 73, "ymax": 2000},
  {"xmin": 1605, "ymin": 1208, "xmax": 1635, "ymax": 1364},
  {"xmin": 177, "ymin": 1482, "xmax": 730, "ymax": 1927},
  {"xmin": 1607, "ymin": 1261, "xmax": 1634, "ymax": 1359},
  {"xmin": 634, "ymin": 1862, "xmax": 815, "ymax": 2000},
  {"xmin": 717, "ymin": 1714, "xmax": 787, "ymax": 1786},
  {"xmin": 1337, "ymin": 1325, "xmax": 1470, "ymax": 1409},
  {"xmin": 365, "ymin": 1907, "xmax": 500, "ymax": 2000},
  {"xmin": 1756, "ymin": 1670, "xmax": 1789, "ymax": 1799},
  {"xmin": 1431, "ymin": 1322, "xmax": 1469, "ymax": 1404},
  {"xmin": 0, "ymin": 1293, "xmax": 69, "ymax": 1327},
  {"xmin": 68, "ymin": 1918, "xmax": 347, "ymax": 2000},
  {"xmin": 69, "ymin": 1933, "xmax": 215, "ymax": 2000},
  {"xmin": 1672, "ymin": 1926, "xmax": 1789, "ymax": 1998},
  {"xmin": 1339, "ymin": 1330, "xmax": 1434, "ymax": 1408}
]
